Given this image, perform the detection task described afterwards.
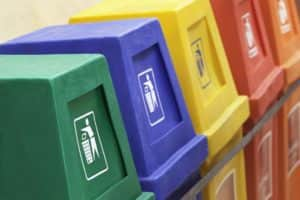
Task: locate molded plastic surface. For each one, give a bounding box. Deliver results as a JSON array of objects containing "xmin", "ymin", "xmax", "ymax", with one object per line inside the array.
[
  {"xmin": 202, "ymin": 131, "xmax": 247, "ymax": 200},
  {"xmin": 0, "ymin": 19, "xmax": 208, "ymax": 200},
  {"xmin": 211, "ymin": 0, "xmax": 284, "ymax": 122},
  {"xmin": 0, "ymin": 54, "xmax": 153, "ymax": 200},
  {"xmin": 258, "ymin": 0, "xmax": 300, "ymax": 87},
  {"xmin": 244, "ymin": 117, "xmax": 279, "ymax": 200},
  {"xmin": 278, "ymin": 86, "xmax": 300, "ymax": 200},
  {"xmin": 69, "ymin": 0, "xmax": 250, "ymax": 164}
]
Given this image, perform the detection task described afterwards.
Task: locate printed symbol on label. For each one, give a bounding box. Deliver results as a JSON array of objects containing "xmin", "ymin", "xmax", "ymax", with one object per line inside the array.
[
  {"xmin": 191, "ymin": 38, "xmax": 211, "ymax": 89},
  {"xmin": 138, "ymin": 68, "xmax": 165, "ymax": 127},
  {"xmin": 81, "ymin": 118, "xmax": 100, "ymax": 165},
  {"xmin": 74, "ymin": 111, "xmax": 109, "ymax": 181},
  {"xmin": 216, "ymin": 170, "xmax": 237, "ymax": 200},
  {"xmin": 288, "ymin": 103, "xmax": 300, "ymax": 176},
  {"xmin": 278, "ymin": 0, "xmax": 291, "ymax": 34},
  {"xmin": 242, "ymin": 13, "xmax": 259, "ymax": 58},
  {"xmin": 258, "ymin": 131, "xmax": 273, "ymax": 200}
]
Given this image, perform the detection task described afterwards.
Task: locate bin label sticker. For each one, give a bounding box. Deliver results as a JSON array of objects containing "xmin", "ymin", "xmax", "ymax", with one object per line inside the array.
[
  {"xmin": 74, "ymin": 111, "xmax": 109, "ymax": 181},
  {"xmin": 216, "ymin": 170, "xmax": 237, "ymax": 200},
  {"xmin": 258, "ymin": 131, "xmax": 273, "ymax": 200},
  {"xmin": 278, "ymin": 0, "xmax": 291, "ymax": 34},
  {"xmin": 288, "ymin": 103, "xmax": 300, "ymax": 176},
  {"xmin": 138, "ymin": 68, "xmax": 165, "ymax": 127},
  {"xmin": 191, "ymin": 38, "xmax": 211, "ymax": 89},
  {"xmin": 242, "ymin": 13, "xmax": 259, "ymax": 58}
]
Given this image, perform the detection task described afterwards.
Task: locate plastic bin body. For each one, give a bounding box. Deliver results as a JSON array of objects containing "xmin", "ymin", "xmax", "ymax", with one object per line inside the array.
[
  {"xmin": 202, "ymin": 131, "xmax": 247, "ymax": 200},
  {"xmin": 257, "ymin": 1, "xmax": 300, "ymax": 199},
  {"xmin": 0, "ymin": 54, "xmax": 153, "ymax": 200},
  {"xmin": 244, "ymin": 117, "xmax": 279, "ymax": 200},
  {"xmin": 0, "ymin": 19, "xmax": 208, "ymax": 200},
  {"xmin": 210, "ymin": 1, "xmax": 284, "ymax": 200},
  {"xmin": 277, "ymin": 86, "xmax": 300, "ymax": 200},
  {"xmin": 68, "ymin": 1, "xmax": 250, "ymax": 199},
  {"xmin": 258, "ymin": 0, "xmax": 300, "ymax": 87}
]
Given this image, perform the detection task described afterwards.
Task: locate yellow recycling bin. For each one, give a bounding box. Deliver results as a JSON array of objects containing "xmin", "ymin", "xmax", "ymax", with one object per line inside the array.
[{"xmin": 70, "ymin": 0, "xmax": 250, "ymax": 199}]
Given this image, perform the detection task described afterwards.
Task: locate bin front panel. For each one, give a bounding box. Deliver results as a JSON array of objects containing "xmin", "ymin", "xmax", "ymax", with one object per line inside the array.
[
  {"xmin": 132, "ymin": 44, "xmax": 182, "ymax": 145},
  {"xmin": 67, "ymin": 86, "xmax": 126, "ymax": 197}
]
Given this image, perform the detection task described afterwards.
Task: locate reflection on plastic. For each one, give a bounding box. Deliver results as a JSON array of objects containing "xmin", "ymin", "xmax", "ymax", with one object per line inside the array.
[
  {"xmin": 258, "ymin": 131, "xmax": 273, "ymax": 200},
  {"xmin": 288, "ymin": 103, "xmax": 300, "ymax": 175},
  {"xmin": 216, "ymin": 170, "xmax": 237, "ymax": 200}
]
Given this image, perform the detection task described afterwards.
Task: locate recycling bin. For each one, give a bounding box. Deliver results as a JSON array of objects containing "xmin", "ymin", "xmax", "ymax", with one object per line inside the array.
[
  {"xmin": 210, "ymin": 0, "xmax": 285, "ymax": 199},
  {"xmin": 69, "ymin": 0, "xmax": 250, "ymax": 199},
  {"xmin": 258, "ymin": 0, "xmax": 300, "ymax": 87},
  {"xmin": 277, "ymin": 86, "xmax": 300, "ymax": 200},
  {"xmin": 0, "ymin": 19, "xmax": 208, "ymax": 200},
  {"xmin": 0, "ymin": 54, "xmax": 153, "ymax": 200},
  {"xmin": 257, "ymin": 1, "xmax": 300, "ymax": 199}
]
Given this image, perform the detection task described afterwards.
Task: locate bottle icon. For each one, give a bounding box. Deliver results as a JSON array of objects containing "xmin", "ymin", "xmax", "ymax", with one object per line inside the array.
[
  {"xmin": 81, "ymin": 118, "xmax": 100, "ymax": 165},
  {"xmin": 143, "ymin": 74, "xmax": 158, "ymax": 113}
]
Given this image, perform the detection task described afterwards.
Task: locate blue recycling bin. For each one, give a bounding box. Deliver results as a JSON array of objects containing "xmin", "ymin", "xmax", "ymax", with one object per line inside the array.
[{"xmin": 0, "ymin": 19, "xmax": 208, "ymax": 199}]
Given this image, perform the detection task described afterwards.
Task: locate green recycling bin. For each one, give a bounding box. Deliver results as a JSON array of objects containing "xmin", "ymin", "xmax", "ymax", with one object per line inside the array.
[{"xmin": 0, "ymin": 54, "xmax": 154, "ymax": 200}]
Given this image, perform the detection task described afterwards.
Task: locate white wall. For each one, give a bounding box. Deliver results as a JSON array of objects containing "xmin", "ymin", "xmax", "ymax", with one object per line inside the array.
[{"xmin": 0, "ymin": 0, "xmax": 99, "ymax": 43}]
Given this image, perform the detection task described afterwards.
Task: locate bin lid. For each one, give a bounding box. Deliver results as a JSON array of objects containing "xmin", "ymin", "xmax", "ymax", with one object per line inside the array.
[
  {"xmin": 258, "ymin": 0, "xmax": 300, "ymax": 86},
  {"xmin": 211, "ymin": 0, "xmax": 284, "ymax": 122},
  {"xmin": 0, "ymin": 54, "xmax": 152, "ymax": 200},
  {"xmin": 69, "ymin": 0, "xmax": 250, "ymax": 161},
  {"xmin": 0, "ymin": 19, "xmax": 208, "ymax": 200}
]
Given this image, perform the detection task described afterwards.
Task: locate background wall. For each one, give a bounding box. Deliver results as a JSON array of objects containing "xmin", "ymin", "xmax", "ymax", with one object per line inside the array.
[{"xmin": 0, "ymin": 0, "xmax": 99, "ymax": 43}]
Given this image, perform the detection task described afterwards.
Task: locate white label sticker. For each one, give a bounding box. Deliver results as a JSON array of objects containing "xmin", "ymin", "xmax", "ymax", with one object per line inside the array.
[
  {"xmin": 216, "ymin": 170, "xmax": 237, "ymax": 200},
  {"xmin": 278, "ymin": 0, "xmax": 291, "ymax": 34},
  {"xmin": 258, "ymin": 131, "xmax": 273, "ymax": 200},
  {"xmin": 74, "ymin": 111, "xmax": 109, "ymax": 181},
  {"xmin": 242, "ymin": 13, "xmax": 259, "ymax": 58},
  {"xmin": 288, "ymin": 103, "xmax": 300, "ymax": 176},
  {"xmin": 138, "ymin": 68, "xmax": 165, "ymax": 127}
]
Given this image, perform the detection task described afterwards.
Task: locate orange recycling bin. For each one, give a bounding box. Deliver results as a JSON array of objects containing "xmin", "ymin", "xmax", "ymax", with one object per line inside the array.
[
  {"xmin": 210, "ymin": 1, "xmax": 285, "ymax": 200},
  {"xmin": 258, "ymin": 0, "xmax": 300, "ymax": 200},
  {"xmin": 278, "ymin": 86, "xmax": 300, "ymax": 200},
  {"xmin": 259, "ymin": 0, "xmax": 300, "ymax": 87}
]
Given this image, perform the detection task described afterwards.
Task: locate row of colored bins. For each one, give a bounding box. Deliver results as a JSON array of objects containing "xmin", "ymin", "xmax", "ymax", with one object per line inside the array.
[
  {"xmin": 70, "ymin": 1, "xmax": 249, "ymax": 200},
  {"xmin": 211, "ymin": 0, "xmax": 300, "ymax": 200},
  {"xmin": 1, "ymin": 0, "xmax": 300, "ymax": 199},
  {"xmin": 0, "ymin": 0, "xmax": 249, "ymax": 199},
  {"xmin": 0, "ymin": 19, "xmax": 208, "ymax": 199}
]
